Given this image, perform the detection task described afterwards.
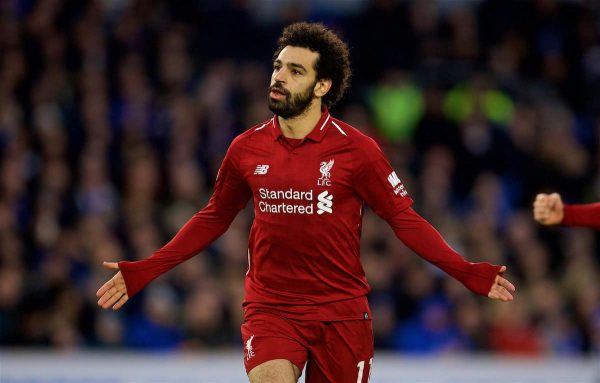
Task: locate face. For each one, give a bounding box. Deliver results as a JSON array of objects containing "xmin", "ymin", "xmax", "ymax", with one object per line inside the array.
[{"xmin": 268, "ymin": 46, "xmax": 319, "ymax": 119}]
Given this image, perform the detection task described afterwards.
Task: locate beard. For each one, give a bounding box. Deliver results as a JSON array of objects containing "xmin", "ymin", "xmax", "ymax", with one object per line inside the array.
[{"xmin": 268, "ymin": 80, "xmax": 316, "ymax": 119}]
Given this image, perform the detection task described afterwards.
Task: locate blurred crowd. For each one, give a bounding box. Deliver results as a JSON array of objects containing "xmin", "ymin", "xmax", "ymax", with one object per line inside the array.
[{"xmin": 1, "ymin": 0, "xmax": 600, "ymax": 355}]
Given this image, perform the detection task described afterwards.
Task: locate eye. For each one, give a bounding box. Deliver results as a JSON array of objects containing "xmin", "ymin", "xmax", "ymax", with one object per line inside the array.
[{"xmin": 292, "ymin": 69, "xmax": 301, "ymax": 75}]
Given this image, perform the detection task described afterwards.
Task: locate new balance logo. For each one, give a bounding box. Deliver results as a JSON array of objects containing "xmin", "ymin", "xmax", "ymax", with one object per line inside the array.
[
  {"xmin": 254, "ymin": 165, "xmax": 269, "ymax": 175},
  {"xmin": 388, "ymin": 171, "xmax": 408, "ymax": 197},
  {"xmin": 317, "ymin": 190, "xmax": 333, "ymax": 214},
  {"xmin": 246, "ymin": 334, "xmax": 255, "ymax": 360}
]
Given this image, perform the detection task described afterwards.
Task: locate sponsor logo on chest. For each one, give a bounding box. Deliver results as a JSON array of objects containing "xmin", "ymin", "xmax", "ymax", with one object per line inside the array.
[{"xmin": 254, "ymin": 159, "xmax": 336, "ymax": 215}]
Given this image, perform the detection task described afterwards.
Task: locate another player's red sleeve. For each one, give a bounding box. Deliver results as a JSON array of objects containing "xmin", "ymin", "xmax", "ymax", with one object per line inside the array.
[
  {"xmin": 352, "ymin": 138, "xmax": 500, "ymax": 296},
  {"xmin": 562, "ymin": 203, "xmax": 600, "ymax": 230},
  {"xmin": 118, "ymin": 138, "xmax": 252, "ymax": 298}
]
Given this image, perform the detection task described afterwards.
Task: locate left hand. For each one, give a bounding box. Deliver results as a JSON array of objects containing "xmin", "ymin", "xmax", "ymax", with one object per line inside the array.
[{"xmin": 487, "ymin": 266, "xmax": 515, "ymax": 302}]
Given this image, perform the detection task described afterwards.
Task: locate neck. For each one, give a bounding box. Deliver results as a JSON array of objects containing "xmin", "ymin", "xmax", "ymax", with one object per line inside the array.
[{"xmin": 278, "ymin": 100, "xmax": 323, "ymax": 139}]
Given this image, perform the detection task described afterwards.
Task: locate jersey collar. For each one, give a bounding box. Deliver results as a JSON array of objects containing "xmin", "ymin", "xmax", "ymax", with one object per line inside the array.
[{"xmin": 271, "ymin": 106, "xmax": 331, "ymax": 143}]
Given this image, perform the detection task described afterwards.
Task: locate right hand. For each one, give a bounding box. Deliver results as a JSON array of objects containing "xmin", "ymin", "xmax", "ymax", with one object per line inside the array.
[
  {"xmin": 96, "ymin": 261, "xmax": 129, "ymax": 310},
  {"xmin": 533, "ymin": 193, "xmax": 564, "ymax": 226}
]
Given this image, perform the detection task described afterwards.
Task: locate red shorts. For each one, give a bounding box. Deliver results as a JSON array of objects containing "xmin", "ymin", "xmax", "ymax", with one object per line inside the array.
[{"xmin": 241, "ymin": 310, "xmax": 374, "ymax": 383}]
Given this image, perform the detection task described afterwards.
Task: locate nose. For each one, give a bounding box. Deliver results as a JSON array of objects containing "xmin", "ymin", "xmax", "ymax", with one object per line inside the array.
[{"xmin": 273, "ymin": 67, "xmax": 287, "ymax": 83}]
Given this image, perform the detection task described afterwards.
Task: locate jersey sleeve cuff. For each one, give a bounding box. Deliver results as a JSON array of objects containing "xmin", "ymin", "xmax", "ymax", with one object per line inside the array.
[
  {"xmin": 118, "ymin": 260, "xmax": 147, "ymax": 298},
  {"xmin": 463, "ymin": 262, "xmax": 502, "ymax": 296}
]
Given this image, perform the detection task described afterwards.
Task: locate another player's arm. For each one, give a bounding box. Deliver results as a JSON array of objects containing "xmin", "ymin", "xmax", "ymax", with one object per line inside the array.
[
  {"xmin": 533, "ymin": 193, "xmax": 564, "ymax": 225},
  {"xmin": 352, "ymin": 138, "xmax": 514, "ymax": 301},
  {"xmin": 533, "ymin": 193, "xmax": 600, "ymax": 230},
  {"xmin": 97, "ymin": 140, "xmax": 251, "ymax": 310}
]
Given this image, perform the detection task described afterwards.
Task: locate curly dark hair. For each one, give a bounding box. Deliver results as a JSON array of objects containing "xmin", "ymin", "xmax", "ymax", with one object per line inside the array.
[{"xmin": 274, "ymin": 22, "xmax": 351, "ymax": 108}]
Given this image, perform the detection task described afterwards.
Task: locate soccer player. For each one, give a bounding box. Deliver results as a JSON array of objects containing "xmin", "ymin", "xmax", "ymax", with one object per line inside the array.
[
  {"xmin": 97, "ymin": 22, "xmax": 515, "ymax": 383},
  {"xmin": 533, "ymin": 192, "xmax": 600, "ymax": 229}
]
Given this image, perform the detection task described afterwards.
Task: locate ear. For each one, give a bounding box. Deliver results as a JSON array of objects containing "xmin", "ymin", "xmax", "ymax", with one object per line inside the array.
[{"xmin": 314, "ymin": 79, "xmax": 332, "ymax": 98}]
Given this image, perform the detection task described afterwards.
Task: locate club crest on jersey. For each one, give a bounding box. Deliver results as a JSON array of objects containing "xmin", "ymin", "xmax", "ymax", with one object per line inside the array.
[{"xmin": 318, "ymin": 159, "xmax": 334, "ymax": 186}]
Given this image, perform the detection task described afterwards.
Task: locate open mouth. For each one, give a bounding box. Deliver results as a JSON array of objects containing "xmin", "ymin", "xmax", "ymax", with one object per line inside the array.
[{"xmin": 269, "ymin": 87, "xmax": 287, "ymax": 101}]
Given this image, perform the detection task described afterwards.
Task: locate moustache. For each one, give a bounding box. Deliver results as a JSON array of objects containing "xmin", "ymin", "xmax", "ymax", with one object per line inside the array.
[{"xmin": 269, "ymin": 84, "xmax": 290, "ymax": 97}]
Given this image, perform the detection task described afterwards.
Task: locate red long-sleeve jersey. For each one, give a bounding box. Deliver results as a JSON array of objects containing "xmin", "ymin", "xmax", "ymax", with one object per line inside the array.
[
  {"xmin": 562, "ymin": 203, "xmax": 600, "ymax": 230},
  {"xmin": 119, "ymin": 109, "xmax": 501, "ymax": 320}
]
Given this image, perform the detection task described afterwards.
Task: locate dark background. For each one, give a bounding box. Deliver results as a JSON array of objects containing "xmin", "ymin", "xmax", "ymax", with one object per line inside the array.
[{"xmin": 1, "ymin": 0, "xmax": 599, "ymax": 355}]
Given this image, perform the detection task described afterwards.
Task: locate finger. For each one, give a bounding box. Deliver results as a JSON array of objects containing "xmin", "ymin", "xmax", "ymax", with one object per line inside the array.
[
  {"xmin": 533, "ymin": 209, "xmax": 549, "ymax": 223},
  {"xmin": 97, "ymin": 285, "xmax": 119, "ymax": 306},
  {"xmin": 497, "ymin": 286, "xmax": 514, "ymax": 301},
  {"xmin": 489, "ymin": 291, "xmax": 504, "ymax": 301},
  {"xmin": 98, "ymin": 292, "xmax": 111, "ymax": 308},
  {"xmin": 534, "ymin": 194, "xmax": 547, "ymax": 203},
  {"xmin": 488, "ymin": 289, "xmax": 504, "ymax": 301},
  {"xmin": 113, "ymin": 294, "xmax": 129, "ymax": 311},
  {"xmin": 102, "ymin": 290, "xmax": 124, "ymax": 310},
  {"xmin": 489, "ymin": 270, "xmax": 515, "ymax": 302},
  {"xmin": 492, "ymin": 292, "xmax": 512, "ymax": 302},
  {"xmin": 548, "ymin": 194, "xmax": 559, "ymax": 209},
  {"xmin": 98, "ymin": 282, "xmax": 127, "ymax": 306},
  {"xmin": 533, "ymin": 203, "xmax": 550, "ymax": 218},
  {"xmin": 495, "ymin": 268, "xmax": 515, "ymax": 292},
  {"xmin": 96, "ymin": 279, "xmax": 114, "ymax": 298},
  {"xmin": 103, "ymin": 261, "xmax": 120, "ymax": 270},
  {"xmin": 97, "ymin": 294, "xmax": 110, "ymax": 308},
  {"xmin": 533, "ymin": 208, "xmax": 546, "ymax": 219},
  {"xmin": 496, "ymin": 278, "xmax": 516, "ymax": 294},
  {"xmin": 489, "ymin": 286, "xmax": 513, "ymax": 302},
  {"xmin": 533, "ymin": 206, "xmax": 545, "ymax": 217},
  {"xmin": 533, "ymin": 199, "xmax": 550, "ymax": 209},
  {"xmin": 498, "ymin": 277, "xmax": 516, "ymax": 292}
]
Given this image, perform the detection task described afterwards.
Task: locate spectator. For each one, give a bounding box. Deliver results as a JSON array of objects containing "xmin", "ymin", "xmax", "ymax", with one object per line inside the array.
[{"xmin": 0, "ymin": 0, "xmax": 599, "ymax": 356}]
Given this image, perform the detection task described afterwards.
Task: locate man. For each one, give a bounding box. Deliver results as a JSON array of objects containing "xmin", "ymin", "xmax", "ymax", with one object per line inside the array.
[
  {"xmin": 97, "ymin": 23, "xmax": 515, "ymax": 383},
  {"xmin": 533, "ymin": 193, "xmax": 600, "ymax": 229}
]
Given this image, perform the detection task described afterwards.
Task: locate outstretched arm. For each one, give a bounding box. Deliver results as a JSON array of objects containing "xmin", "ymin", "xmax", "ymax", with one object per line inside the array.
[
  {"xmin": 117, "ymin": 199, "xmax": 245, "ymax": 298},
  {"xmin": 96, "ymin": 138, "xmax": 251, "ymax": 308},
  {"xmin": 352, "ymin": 137, "xmax": 514, "ymax": 301},
  {"xmin": 388, "ymin": 207, "xmax": 514, "ymax": 301}
]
